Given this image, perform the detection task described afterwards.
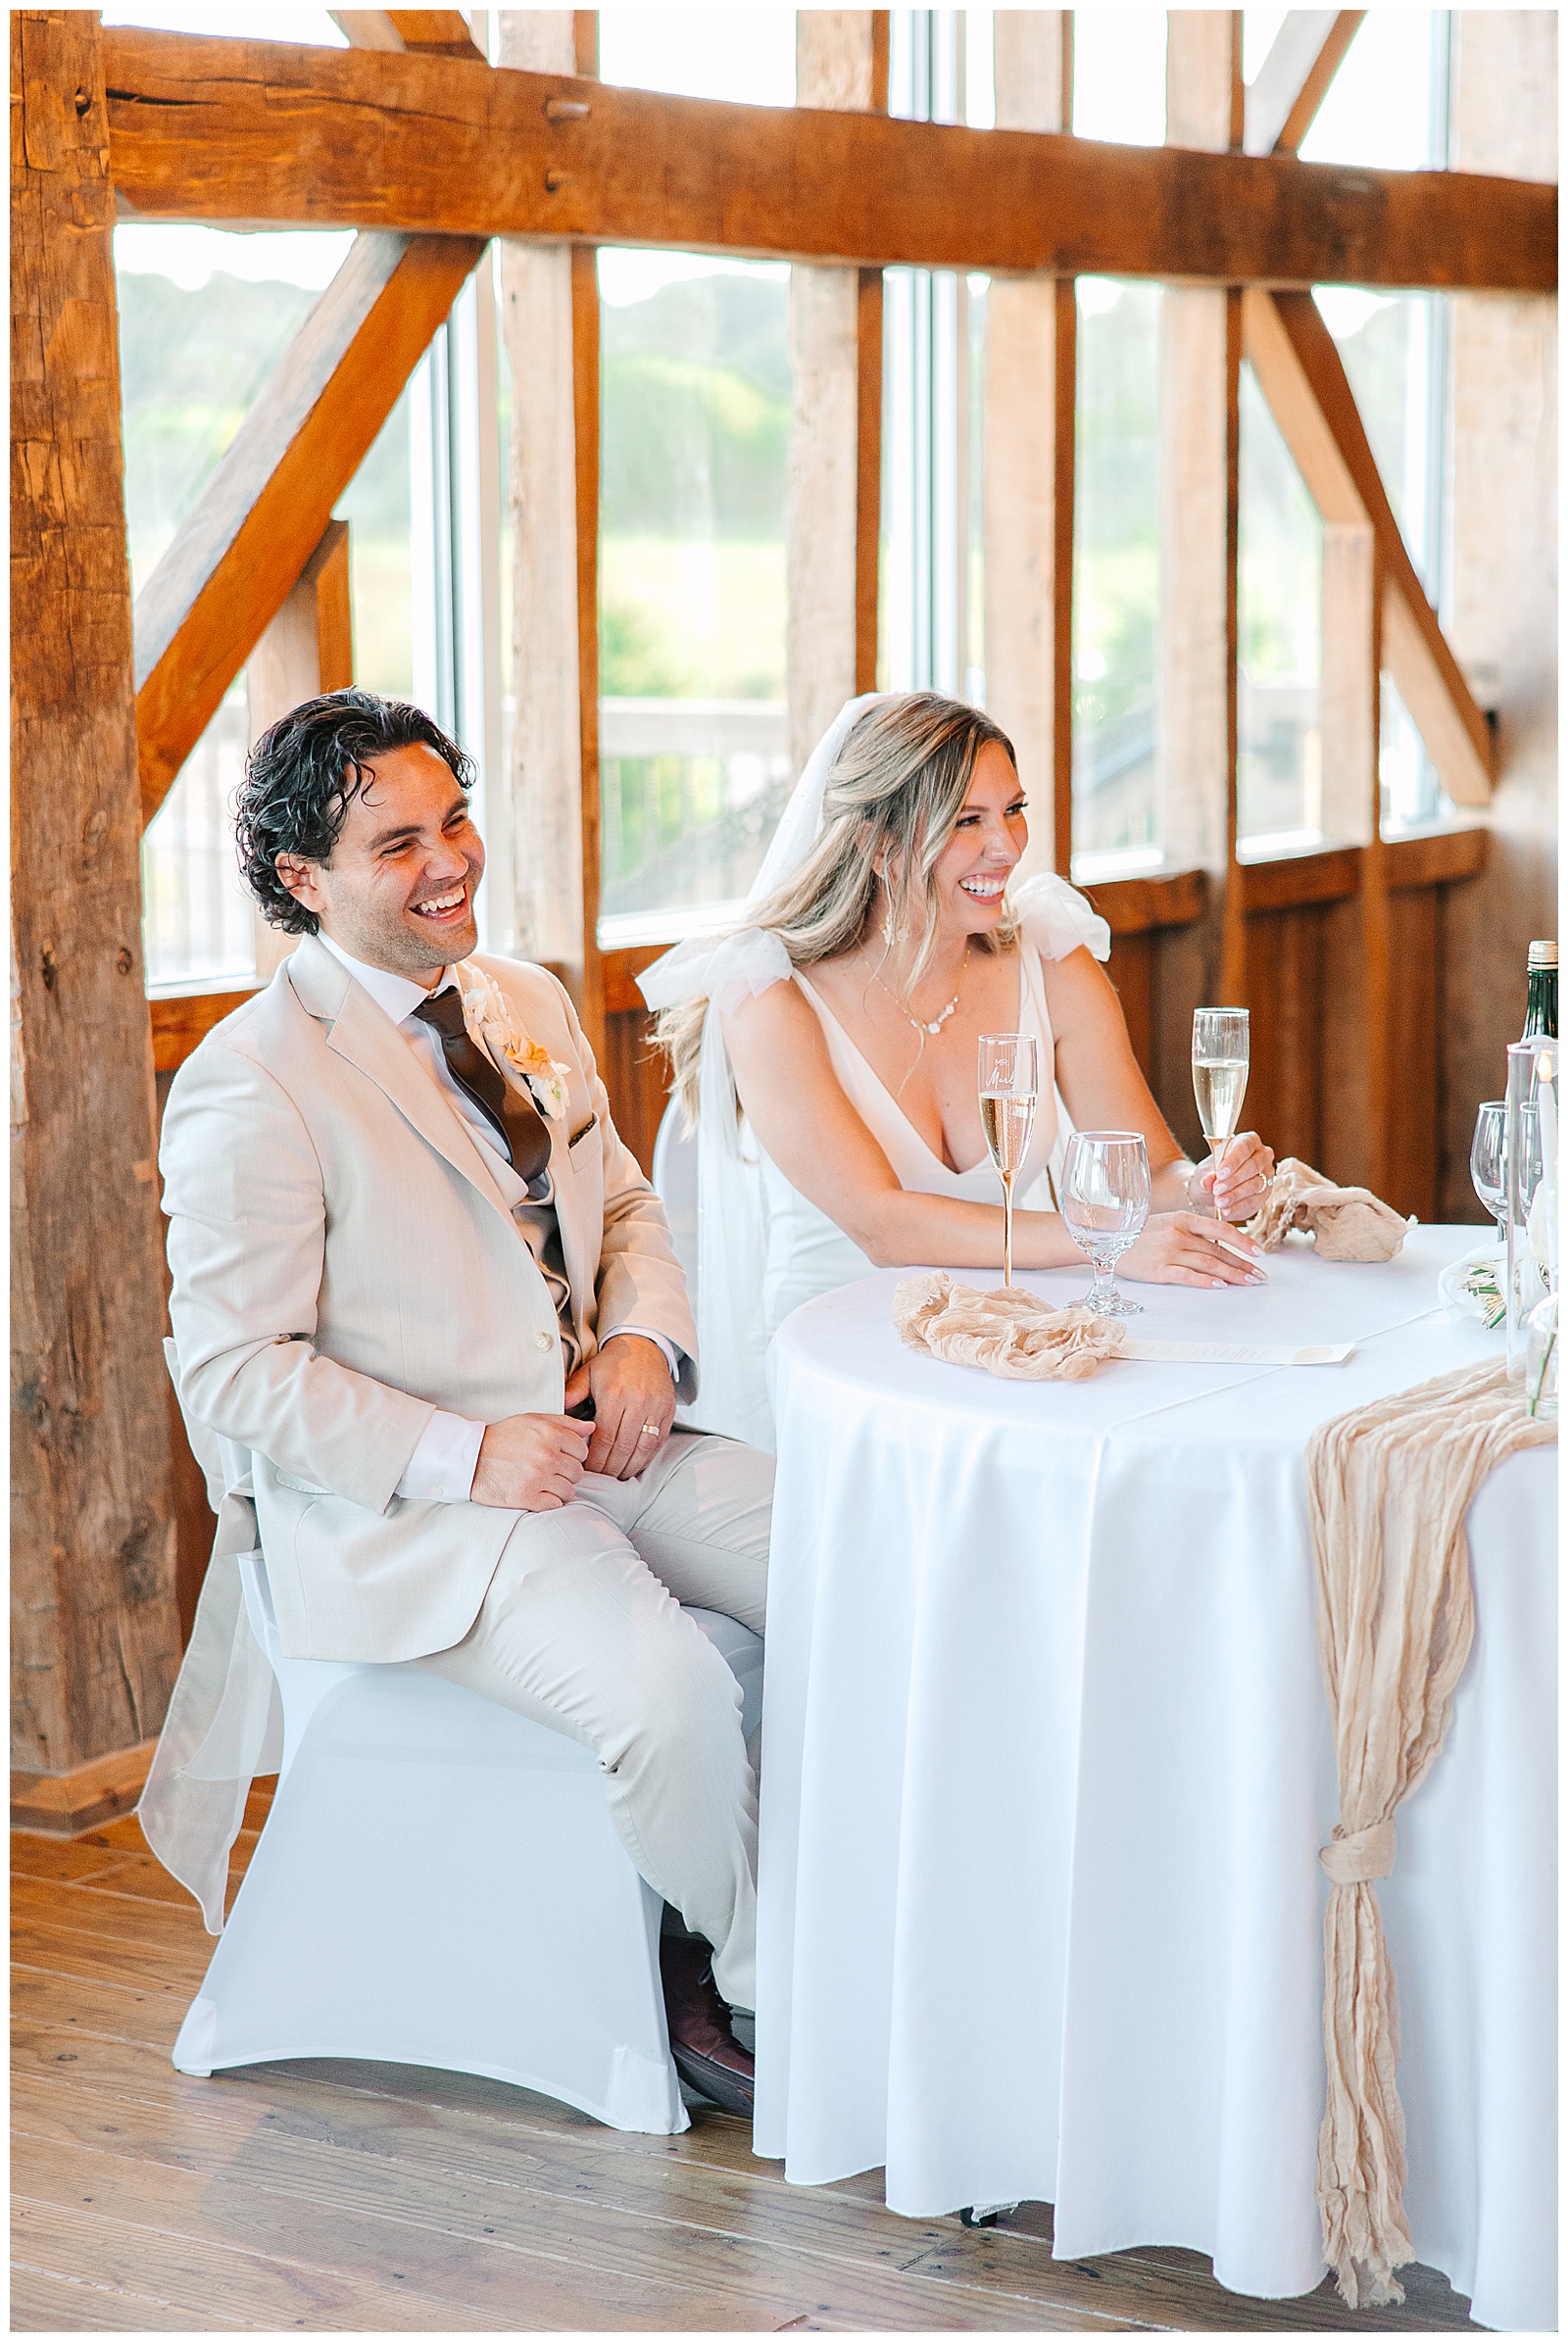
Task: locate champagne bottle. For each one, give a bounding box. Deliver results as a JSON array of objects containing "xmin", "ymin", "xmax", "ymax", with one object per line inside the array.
[{"xmin": 1522, "ymin": 942, "xmax": 1558, "ymax": 1042}]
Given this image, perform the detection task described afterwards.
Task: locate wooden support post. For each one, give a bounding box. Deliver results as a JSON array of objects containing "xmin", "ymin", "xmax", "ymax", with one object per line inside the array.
[
  {"xmin": 1052, "ymin": 277, "xmax": 1077, "ymax": 879},
  {"xmin": 1359, "ymin": 552, "xmax": 1390, "ymax": 1195},
  {"xmin": 788, "ymin": 13, "xmax": 885, "ymax": 775},
  {"xmin": 1317, "ymin": 522, "xmax": 1377, "ymax": 848},
  {"xmin": 11, "ymin": 10, "xmax": 180, "ymax": 1831},
  {"xmin": 1159, "ymin": 15, "xmax": 1244, "ymax": 1021},
  {"xmin": 855, "ymin": 260, "xmax": 884, "ymax": 697},
  {"xmin": 983, "ymin": 11, "xmax": 1074, "ymax": 878},
  {"xmin": 495, "ymin": 12, "xmax": 598, "ymax": 1030},
  {"xmin": 853, "ymin": 17, "xmax": 888, "ymax": 698},
  {"xmin": 571, "ymin": 8, "xmax": 604, "ymax": 1051},
  {"xmin": 569, "ymin": 0, "xmax": 605, "ymax": 1049},
  {"xmin": 245, "ymin": 519, "xmax": 356, "ymax": 979},
  {"xmin": 1437, "ymin": 8, "xmax": 1557, "ymax": 1220}
]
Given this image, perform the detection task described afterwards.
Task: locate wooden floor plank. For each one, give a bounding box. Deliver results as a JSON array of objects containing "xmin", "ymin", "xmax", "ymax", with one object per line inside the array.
[
  {"xmin": 11, "ymin": 1853, "xmax": 1484, "ymax": 2335},
  {"xmin": 12, "ymin": 2090, "xmax": 1125, "ymax": 2334},
  {"xmin": 901, "ymin": 2231, "xmax": 1479, "ymax": 2334},
  {"xmin": 12, "ymin": 2192, "xmax": 649, "ymax": 2333},
  {"xmin": 12, "ymin": 2132, "xmax": 946, "ymax": 2334},
  {"xmin": 13, "ymin": 1872, "xmax": 214, "ymax": 1955},
  {"xmin": 9, "ymin": 2256, "xmax": 256, "ymax": 2332},
  {"xmin": 13, "ymin": 1965, "xmax": 184, "ymax": 2053},
  {"xmin": 13, "ymin": 1920, "xmax": 207, "ymax": 1999},
  {"xmin": 11, "ymin": 1835, "xmax": 148, "ymax": 1887}
]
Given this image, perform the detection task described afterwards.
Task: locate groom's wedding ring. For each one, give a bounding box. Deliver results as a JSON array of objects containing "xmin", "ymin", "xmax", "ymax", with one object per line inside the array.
[{"xmin": 640, "ymin": 1421, "xmax": 661, "ymax": 1439}]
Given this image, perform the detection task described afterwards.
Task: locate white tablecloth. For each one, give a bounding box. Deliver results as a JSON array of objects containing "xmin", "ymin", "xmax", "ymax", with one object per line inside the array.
[{"xmin": 754, "ymin": 1227, "xmax": 1557, "ymax": 2330}]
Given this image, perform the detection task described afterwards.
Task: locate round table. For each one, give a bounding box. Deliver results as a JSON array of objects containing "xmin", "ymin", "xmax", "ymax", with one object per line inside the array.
[{"xmin": 753, "ymin": 1226, "xmax": 1556, "ymax": 2330}]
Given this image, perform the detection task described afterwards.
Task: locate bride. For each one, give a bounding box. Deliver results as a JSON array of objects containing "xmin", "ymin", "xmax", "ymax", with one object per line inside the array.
[{"xmin": 642, "ymin": 693, "xmax": 1274, "ymax": 1445}]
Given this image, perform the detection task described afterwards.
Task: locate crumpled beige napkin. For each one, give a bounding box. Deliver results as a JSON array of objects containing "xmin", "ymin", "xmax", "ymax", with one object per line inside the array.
[
  {"xmin": 1246, "ymin": 1158, "xmax": 1411, "ymax": 1262},
  {"xmin": 893, "ymin": 1270, "xmax": 1125, "ymax": 1380}
]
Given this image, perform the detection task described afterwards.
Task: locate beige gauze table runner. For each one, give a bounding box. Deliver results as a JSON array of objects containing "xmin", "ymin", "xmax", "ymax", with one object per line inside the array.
[{"xmin": 1306, "ymin": 1356, "xmax": 1556, "ymax": 2308}]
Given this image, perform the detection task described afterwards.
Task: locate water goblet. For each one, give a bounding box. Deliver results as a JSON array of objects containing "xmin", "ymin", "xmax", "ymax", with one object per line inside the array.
[
  {"xmin": 1060, "ymin": 1131, "xmax": 1152, "ymax": 1317},
  {"xmin": 1470, "ymin": 1100, "xmax": 1508, "ymax": 1244}
]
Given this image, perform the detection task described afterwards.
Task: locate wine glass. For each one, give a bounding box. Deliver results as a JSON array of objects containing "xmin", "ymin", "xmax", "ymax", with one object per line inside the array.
[
  {"xmin": 1470, "ymin": 1101, "xmax": 1508, "ymax": 1243},
  {"xmin": 1192, "ymin": 1007, "xmax": 1250, "ymax": 1217},
  {"xmin": 978, "ymin": 1032, "xmax": 1039, "ymax": 1289},
  {"xmin": 1060, "ymin": 1131, "xmax": 1152, "ymax": 1316}
]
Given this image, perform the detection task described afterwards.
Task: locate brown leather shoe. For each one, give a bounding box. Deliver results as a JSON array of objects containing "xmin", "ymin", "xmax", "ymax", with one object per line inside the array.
[{"xmin": 659, "ymin": 1932, "xmax": 755, "ymax": 2118}]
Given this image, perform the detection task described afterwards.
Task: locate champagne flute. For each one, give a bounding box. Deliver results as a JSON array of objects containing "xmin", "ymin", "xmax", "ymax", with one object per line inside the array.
[
  {"xmin": 1060, "ymin": 1132, "xmax": 1152, "ymax": 1316},
  {"xmin": 979, "ymin": 1032, "xmax": 1038, "ymax": 1289},
  {"xmin": 1470, "ymin": 1100, "xmax": 1509, "ymax": 1244},
  {"xmin": 1192, "ymin": 1007, "xmax": 1250, "ymax": 1218}
]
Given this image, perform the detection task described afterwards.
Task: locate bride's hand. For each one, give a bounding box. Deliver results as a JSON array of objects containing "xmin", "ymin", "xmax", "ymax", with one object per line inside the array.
[
  {"xmin": 1186, "ymin": 1133, "xmax": 1274, "ymax": 1225},
  {"xmin": 1120, "ymin": 1211, "xmax": 1268, "ymax": 1288}
]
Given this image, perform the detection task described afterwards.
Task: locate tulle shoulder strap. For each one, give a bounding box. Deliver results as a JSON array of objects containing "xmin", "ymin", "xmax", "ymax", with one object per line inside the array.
[
  {"xmin": 637, "ymin": 925, "xmax": 793, "ymax": 1014},
  {"xmin": 1010, "ymin": 870, "xmax": 1111, "ymax": 963}
]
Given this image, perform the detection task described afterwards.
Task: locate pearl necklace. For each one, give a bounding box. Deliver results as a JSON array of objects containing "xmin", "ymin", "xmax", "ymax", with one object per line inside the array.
[{"xmin": 867, "ymin": 940, "xmax": 971, "ymax": 1038}]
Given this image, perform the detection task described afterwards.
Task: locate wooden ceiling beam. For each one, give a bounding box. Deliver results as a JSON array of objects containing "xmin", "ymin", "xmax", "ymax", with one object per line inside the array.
[
  {"xmin": 100, "ymin": 28, "xmax": 1554, "ymax": 294},
  {"xmin": 133, "ymin": 228, "xmax": 485, "ymax": 823},
  {"xmin": 1243, "ymin": 11, "xmax": 1365, "ymax": 157}
]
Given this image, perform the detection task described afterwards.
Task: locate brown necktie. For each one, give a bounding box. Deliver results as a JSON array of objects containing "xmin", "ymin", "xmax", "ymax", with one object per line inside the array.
[{"xmin": 412, "ymin": 986, "xmax": 553, "ymax": 1199}]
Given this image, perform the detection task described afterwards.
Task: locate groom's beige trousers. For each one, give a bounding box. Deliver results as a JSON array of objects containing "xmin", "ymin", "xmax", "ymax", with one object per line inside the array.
[{"xmin": 416, "ymin": 1431, "xmax": 771, "ymax": 2011}]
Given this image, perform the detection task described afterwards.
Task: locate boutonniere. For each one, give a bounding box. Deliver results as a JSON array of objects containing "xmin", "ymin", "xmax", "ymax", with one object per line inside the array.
[{"xmin": 460, "ymin": 970, "xmax": 572, "ymax": 1123}]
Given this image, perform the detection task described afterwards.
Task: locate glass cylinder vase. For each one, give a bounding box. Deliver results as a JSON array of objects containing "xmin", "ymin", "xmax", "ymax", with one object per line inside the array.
[{"xmin": 1504, "ymin": 1037, "xmax": 1558, "ymax": 1366}]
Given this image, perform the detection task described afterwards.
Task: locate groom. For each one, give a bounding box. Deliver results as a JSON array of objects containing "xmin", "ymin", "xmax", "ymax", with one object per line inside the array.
[{"xmin": 159, "ymin": 688, "xmax": 768, "ymax": 2115}]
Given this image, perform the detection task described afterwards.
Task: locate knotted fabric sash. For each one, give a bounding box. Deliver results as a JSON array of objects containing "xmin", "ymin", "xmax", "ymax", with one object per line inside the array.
[{"xmin": 1306, "ymin": 1357, "xmax": 1555, "ymax": 2308}]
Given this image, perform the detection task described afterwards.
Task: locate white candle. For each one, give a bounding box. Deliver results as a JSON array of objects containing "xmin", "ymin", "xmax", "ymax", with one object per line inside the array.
[{"xmin": 1538, "ymin": 1050, "xmax": 1558, "ymax": 1287}]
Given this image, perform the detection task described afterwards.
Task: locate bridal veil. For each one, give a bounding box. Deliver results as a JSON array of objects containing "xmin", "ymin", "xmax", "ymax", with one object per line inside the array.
[{"xmin": 639, "ymin": 694, "xmax": 1110, "ymax": 1443}]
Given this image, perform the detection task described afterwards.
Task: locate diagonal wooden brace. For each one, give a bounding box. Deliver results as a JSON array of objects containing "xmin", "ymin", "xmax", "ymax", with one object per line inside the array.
[{"xmin": 132, "ymin": 228, "xmax": 486, "ymax": 824}]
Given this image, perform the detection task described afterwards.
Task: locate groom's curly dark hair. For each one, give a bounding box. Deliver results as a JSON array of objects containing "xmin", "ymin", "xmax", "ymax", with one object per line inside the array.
[{"xmin": 234, "ymin": 688, "xmax": 476, "ymax": 935}]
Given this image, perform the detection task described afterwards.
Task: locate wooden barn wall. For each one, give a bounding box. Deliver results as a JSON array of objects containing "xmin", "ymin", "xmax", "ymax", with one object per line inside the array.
[
  {"xmin": 1438, "ymin": 10, "xmax": 1558, "ymax": 1220},
  {"xmin": 596, "ymin": 841, "xmax": 1485, "ymax": 1222},
  {"xmin": 13, "ymin": 11, "xmax": 1554, "ymax": 1832}
]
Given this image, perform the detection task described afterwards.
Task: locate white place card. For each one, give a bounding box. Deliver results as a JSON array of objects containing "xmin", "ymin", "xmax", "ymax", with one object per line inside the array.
[{"xmin": 1119, "ymin": 1338, "xmax": 1356, "ymax": 1367}]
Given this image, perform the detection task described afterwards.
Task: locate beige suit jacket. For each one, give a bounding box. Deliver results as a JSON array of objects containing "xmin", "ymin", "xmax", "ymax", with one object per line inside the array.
[{"xmin": 159, "ymin": 935, "xmax": 698, "ymax": 1663}]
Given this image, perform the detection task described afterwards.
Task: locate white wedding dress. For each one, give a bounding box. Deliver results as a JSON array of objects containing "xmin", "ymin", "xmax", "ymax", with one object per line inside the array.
[
  {"xmin": 639, "ymin": 691, "xmax": 1111, "ymax": 1449},
  {"xmin": 757, "ymin": 944, "xmax": 1062, "ymax": 1346}
]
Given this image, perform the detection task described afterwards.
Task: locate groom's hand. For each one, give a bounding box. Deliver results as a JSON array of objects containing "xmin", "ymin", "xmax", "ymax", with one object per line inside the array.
[
  {"xmin": 564, "ymin": 1336, "xmax": 676, "ymax": 1481},
  {"xmin": 471, "ymin": 1413, "xmax": 591, "ymax": 1511}
]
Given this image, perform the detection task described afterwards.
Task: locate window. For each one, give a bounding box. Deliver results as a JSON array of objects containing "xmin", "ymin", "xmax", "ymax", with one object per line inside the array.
[
  {"xmin": 881, "ymin": 13, "xmax": 988, "ymax": 705},
  {"xmin": 1068, "ymin": 16, "xmax": 1167, "ymax": 870},
  {"xmin": 595, "ymin": 250, "xmax": 794, "ymax": 927},
  {"xmin": 119, "ymin": 204, "xmax": 463, "ymax": 984},
  {"xmin": 1073, "ymin": 10, "xmax": 1167, "ymax": 146},
  {"xmin": 593, "ymin": 13, "xmax": 797, "ymax": 940},
  {"xmin": 100, "ymin": 4, "xmax": 343, "ymax": 38},
  {"xmin": 1238, "ymin": 371, "xmax": 1323, "ymax": 847},
  {"xmin": 1072, "ymin": 277, "xmax": 1163, "ymax": 863},
  {"xmin": 1301, "ymin": 12, "xmax": 1453, "ymax": 829},
  {"xmin": 117, "ymin": 221, "xmax": 351, "ymax": 989}
]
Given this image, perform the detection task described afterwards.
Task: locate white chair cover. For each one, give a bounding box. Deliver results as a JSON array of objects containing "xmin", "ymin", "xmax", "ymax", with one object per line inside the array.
[{"xmin": 141, "ymin": 1344, "xmax": 283, "ymax": 1932}]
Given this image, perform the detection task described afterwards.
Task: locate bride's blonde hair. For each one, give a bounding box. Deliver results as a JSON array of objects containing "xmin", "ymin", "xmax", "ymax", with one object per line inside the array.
[{"xmin": 655, "ymin": 692, "xmax": 1019, "ymax": 1121}]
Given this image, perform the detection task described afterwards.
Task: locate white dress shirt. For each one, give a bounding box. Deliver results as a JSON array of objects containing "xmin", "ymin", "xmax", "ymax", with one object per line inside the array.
[{"xmin": 317, "ymin": 936, "xmax": 675, "ymax": 1502}]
